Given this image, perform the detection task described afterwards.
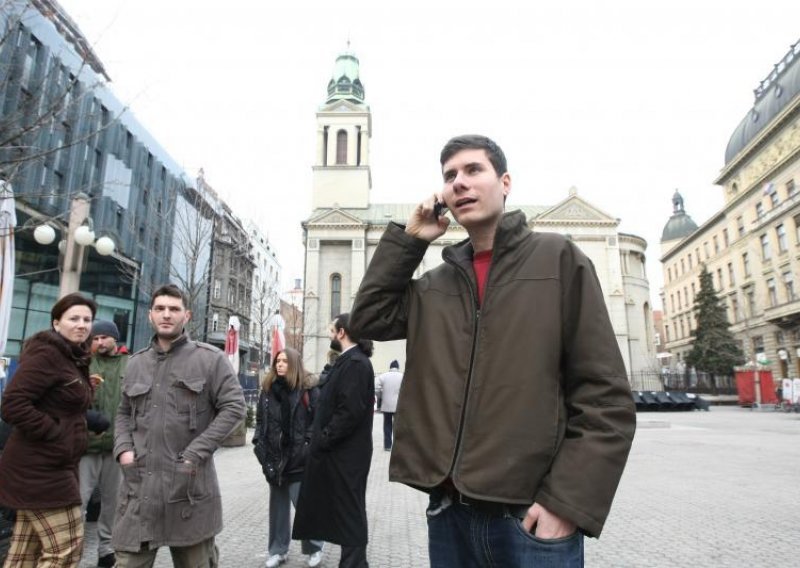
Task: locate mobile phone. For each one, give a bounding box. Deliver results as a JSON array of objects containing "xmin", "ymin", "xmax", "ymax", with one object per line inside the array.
[{"xmin": 433, "ymin": 200, "xmax": 448, "ymax": 218}]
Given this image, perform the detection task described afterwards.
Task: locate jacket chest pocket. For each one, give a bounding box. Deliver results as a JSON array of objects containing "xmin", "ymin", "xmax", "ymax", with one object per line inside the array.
[
  {"xmin": 169, "ymin": 377, "xmax": 210, "ymax": 431},
  {"xmin": 122, "ymin": 381, "xmax": 152, "ymax": 431}
]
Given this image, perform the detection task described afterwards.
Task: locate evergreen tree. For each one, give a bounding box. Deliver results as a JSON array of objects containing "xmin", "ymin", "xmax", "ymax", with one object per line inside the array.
[{"xmin": 685, "ymin": 265, "xmax": 743, "ymax": 379}]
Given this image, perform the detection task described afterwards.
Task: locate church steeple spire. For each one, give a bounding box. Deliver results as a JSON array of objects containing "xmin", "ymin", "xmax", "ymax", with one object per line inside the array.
[{"xmin": 326, "ymin": 45, "xmax": 365, "ymax": 104}]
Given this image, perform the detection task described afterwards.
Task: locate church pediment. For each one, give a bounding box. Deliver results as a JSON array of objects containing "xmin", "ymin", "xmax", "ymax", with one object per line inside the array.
[
  {"xmin": 536, "ymin": 190, "xmax": 618, "ymax": 225},
  {"xmin": 306, "ymin": 208, "xmax": 366, "ymax": 227},
  {"xmin": 319, "ymin": 99, "xmax": 364, "ymax": 113}
]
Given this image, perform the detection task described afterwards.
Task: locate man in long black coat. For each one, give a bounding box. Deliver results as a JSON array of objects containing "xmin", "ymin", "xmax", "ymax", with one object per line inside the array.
[{"xmin": 294, "ymin": 313, "xmax": 374, "ymax": 568}]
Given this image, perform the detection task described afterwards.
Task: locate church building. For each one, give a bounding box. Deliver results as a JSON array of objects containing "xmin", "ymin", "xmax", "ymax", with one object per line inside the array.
[{"xmin": 302, "ymin": 50, "xmax": 657, "ymax": 380}]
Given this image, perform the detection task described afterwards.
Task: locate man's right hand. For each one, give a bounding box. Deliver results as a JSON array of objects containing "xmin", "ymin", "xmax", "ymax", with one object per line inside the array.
[
  {"xmin": 118, "ymin": 450, "xmax": 135, "ymax": 465},
  {"xmin": 405, "ymin": 194, "xmax": 449, "ymax": 242}
]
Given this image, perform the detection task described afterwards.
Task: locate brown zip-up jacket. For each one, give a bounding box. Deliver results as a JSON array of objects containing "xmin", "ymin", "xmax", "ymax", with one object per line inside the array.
[{"xmin": 349, "ymin": 210, "xmax": 636, "ymax": 537}]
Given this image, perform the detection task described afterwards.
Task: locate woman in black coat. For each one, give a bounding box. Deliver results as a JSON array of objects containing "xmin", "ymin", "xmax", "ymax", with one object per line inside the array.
[
  {"xmin": 253, "ymin": 347, "xmax": 323, "ymax": 568},
  {"xmin": 293, "ymin": 314, "xmax": 375, "ymax": 568},
  {"xmin": 0, "ymin": 293, "xmax": 97, "ymax": 567}
]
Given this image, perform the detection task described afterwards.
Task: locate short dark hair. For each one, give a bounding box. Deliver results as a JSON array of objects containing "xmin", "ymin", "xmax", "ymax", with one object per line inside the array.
[
  {"xmin": 333, "ymin": 313, "xmax": 374, "ymax": 358},
  {"xmin": 440, "ymin": 134, "xmax": 507, "ymax": 177},
  {"xmin": 150, "ymin": 284, "xmax": 189, "ymax": 309},
  {"xmin": 51, "ymin": 293, "xmax": 97, "ymax": 323}
]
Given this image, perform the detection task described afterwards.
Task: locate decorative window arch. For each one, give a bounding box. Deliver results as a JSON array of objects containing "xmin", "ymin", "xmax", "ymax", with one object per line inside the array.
[
  {"xmin": 336, "ymin": 130, "xmax": 347, "ymax": 164},
  {"xmin": 330, "ymin": 274, "xmax": 342, "ymax": 320}
]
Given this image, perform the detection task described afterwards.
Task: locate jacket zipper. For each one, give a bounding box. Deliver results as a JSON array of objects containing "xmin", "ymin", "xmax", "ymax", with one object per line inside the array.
[{"xmin": 446, "ymin": 258, "xmax": 483, "ymax": 481}]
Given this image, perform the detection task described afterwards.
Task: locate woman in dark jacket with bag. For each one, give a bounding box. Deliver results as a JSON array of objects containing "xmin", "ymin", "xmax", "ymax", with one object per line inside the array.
[
  {"xmin": 0, "ymin": 293, "xmax": 97, "ymax": 567},
  {"xmin": 254, "ymin": 347, "xmax": 323, "ymax": 568}
]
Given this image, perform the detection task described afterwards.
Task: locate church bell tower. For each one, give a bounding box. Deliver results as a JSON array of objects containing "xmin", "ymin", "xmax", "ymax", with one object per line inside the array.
[{"xmin": 311, "ymin": 48, "xmax": 372, "ymax": 210}]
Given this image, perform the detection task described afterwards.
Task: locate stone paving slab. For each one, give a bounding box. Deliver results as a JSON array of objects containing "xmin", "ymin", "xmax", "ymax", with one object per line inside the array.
[{"xmin": 79, "ymin": 407, "xmax": 800, "ymax": 567}]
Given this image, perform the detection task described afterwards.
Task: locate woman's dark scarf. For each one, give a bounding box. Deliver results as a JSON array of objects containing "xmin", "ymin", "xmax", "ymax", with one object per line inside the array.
[{"xmin": 270, "ymin": 377, "xmax": 292, "ymax": 447}]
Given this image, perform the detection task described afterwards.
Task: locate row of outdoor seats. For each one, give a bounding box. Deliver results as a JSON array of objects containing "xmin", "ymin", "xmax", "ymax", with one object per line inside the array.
[{"xmin": 633, "ymin": 391, "xmax": 710, "ymax": 412}]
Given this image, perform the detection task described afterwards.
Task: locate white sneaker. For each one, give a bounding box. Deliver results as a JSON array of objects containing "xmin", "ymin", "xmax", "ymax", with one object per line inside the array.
[
  {"xmin": 308, "ymin": 550, "xmax": 323, "ymax": 567},
  {"xmin": 265, "ymin": 554, "xmax": 287, "ymax": 568}
]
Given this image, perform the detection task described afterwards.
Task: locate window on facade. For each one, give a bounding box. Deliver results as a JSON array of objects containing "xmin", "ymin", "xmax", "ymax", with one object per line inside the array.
[
  {"xmin": 213, "ymin": 279, "xmax": 221, "ymax": 299},
  {"xmin": 212, "ymin": 313, "xmax": 219, "ymax": 333},
  {"xmin": 728, "ymin": 262, "xmax": 735, "ymax": 286},
  {"xmin": 776, "ymin": 224, "xmax": 788, "ymax": 253},
  {"xmin": 760, "ymin": 233, "xmax": 771, "ymax": 261},
  {"xmin": 753, "ymin": 335, "xmax": 764, "ymax": 356},
  {"xmin": 723, "ymin": 228, "xmax": 729, "ymax": 248},
  {"xmin": 717, "ymin": 268, "xmax": 724, "ymax": 290},
  {"xmin": 703, "ymin": 242, "xmax": 710, "ymax": 258},
  {"xmin": 713, "ymin": 235, "xmax": 719, "ymax": 254},
  {"xmin": 769, "ymin": 191, "xmax": 780, "ymax": 208},
  {"xmin": 783, "ymin": 270, "xmax": 795, "ymax": 301},
  {"xmin": 677, "ymin": 290, "xmax": 682, "ymax": 310},
  {"xmin": 670, "ymin": 294, "xmax": 675, "ymax": 312},
  {"xmin": 742, "ymin": 252, "xmax": 751, "ymax": 277},
  {"xmin": 330, "ymin": 274, "xmax": 342, "ymax": 320},
  {"xmin": 687, "ymin": 254, "xmax": 693, "ymax": 269},
  {"xmin": 684, "ymin": 287, "xmax": 689, "ymax": 308},
  {"xmin": 21, "ymin": 37, "xmax": 40, "ymax": 90},
  {"xmin": 775, "ymin": 330, "xmax": 786, "ymax": 346},
  {"xmin": 665, "ymin": 325, "xmax": 670, "ymax": 343},
  {"xmin": 335, "ymin": 130, "xmax": 347, "ymax": 164},
  {"xmin": 667, "ymin": 267, "xmax": 672, "ymax": 282},
  {"xmin": 767, "ymin": 278, "xmax": 778, "ymax": 307},
  {"xmin": 746, "ymin": 288, "xmax": 756, "ymax": 317},
  {"xmin": 680, "ymin": 259, "xmax": 685, "ymax": 273},
  {"xmin": 736, "ymin": 216, "xmax": 745, "ymax": 237},
  {"xmin": 787, "ymin": 179, "xmax": 797, "ymax": 197},
  {"xmin": 731, "ymin": 297, "xmax": 739, "ymax": 322},
  {"xmin": 755, "ymin": 202, "xmax": 764, "ymax": 218},
  {"xmin": 690, "ymin": 282, "xmax": 696, "ymax": 301},
  {"xmin": 795, "ymin": 215, "xmax": 800, "ymax": 245}
]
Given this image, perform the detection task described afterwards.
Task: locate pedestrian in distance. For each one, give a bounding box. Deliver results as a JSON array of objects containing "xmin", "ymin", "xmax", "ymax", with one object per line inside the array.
[
  {"xmin": 375, "ymin": 360, "xmax": 403, "ymax": 451},
  {"xmin": 112, "ymin": 284, "xmax": 246, "ymax": 568},
  {"xmin": 253, "ymin": 347, "xmax": 324, "ymax": 568},
  {"xmin": 293, "ymin": 314, "xmax": 374, "ymax": 568},
  {"xmin": 349, "ymin": 134, "xmax": 637, "ymax": 567},
  {"xmin": 79, "ymin": 319, "xmax": 128, "ymax": 568},
  {"xmin": 0, "ymin": 293, "xmax": 107, "ymax": 567}
]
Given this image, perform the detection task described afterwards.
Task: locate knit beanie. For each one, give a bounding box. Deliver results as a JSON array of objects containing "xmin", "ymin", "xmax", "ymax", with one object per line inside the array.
[{"xmin": 91, "ymin": 319, "xmax": 120, "ymax": 340}]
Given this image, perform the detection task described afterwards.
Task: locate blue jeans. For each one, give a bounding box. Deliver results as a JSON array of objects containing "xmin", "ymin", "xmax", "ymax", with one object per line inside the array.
[{"xmin": 426, "ymin": 492, "xmax": 584, "ymax": 568}]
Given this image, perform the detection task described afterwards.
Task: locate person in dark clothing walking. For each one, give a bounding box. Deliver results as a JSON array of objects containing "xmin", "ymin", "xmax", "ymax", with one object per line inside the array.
[
  {"xmin": 254, "ymin": 347, "xmax": 323, "ymax": 568},
  {"xmin": 293, "ymin": 314, "xmax": 374, "ymax": 568}
]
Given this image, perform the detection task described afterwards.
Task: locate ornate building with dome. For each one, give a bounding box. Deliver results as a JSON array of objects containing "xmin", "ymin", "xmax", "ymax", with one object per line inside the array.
[
  {"xmin": 301, "ymin": 50, "xmax": 657, "ymax": 380},
  {"xmin": 660, "ymin": 39, "xmax": 800, "ymax": 381}
]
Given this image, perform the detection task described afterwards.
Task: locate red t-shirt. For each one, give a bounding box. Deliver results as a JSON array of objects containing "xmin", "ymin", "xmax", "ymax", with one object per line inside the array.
[{"xmin": 472, "ymin": 250, "xmax": 492, "ymax": 306}]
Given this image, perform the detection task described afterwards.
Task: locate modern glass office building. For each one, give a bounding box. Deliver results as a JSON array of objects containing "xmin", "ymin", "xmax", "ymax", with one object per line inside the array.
[{"xmin": 1, "ymin": 0, "xmax": 205, "ymax": 363}]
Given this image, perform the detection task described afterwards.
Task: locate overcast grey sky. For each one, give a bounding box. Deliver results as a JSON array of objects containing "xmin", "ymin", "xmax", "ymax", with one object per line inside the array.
[{"xmin": 58, "ymin": 0, "xmax": 800, "ymax": 307}]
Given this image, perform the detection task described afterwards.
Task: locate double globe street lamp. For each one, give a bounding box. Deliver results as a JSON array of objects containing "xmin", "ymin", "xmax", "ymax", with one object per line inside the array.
[{"xmin": 31, "ymin": 193, "xmax": 115, "ymax": 297}]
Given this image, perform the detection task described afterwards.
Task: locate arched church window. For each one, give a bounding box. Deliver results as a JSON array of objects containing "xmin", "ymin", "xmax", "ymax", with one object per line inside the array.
[
  {"xmin": 330, "ymin": 274, "xmax": 342, "ymax": 320},
  {"xmin": 336, "ymin": 130, "xmax": 347, "ymax": 164}
]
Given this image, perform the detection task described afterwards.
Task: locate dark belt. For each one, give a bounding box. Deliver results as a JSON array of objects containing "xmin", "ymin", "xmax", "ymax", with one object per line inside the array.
[{"xmin": 443, "ymin": 486, "xmax": 529, "ymax": 518}]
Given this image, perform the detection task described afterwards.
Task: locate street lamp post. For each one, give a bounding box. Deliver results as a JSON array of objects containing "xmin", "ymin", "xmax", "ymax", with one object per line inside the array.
[{"xmin": 32, "ymin": 193, "xmax": 116, "ymax": 298}]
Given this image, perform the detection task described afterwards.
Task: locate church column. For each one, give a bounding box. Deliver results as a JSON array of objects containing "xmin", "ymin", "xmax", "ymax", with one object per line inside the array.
[
  {"xmin": 359, "ymin": 128, "xmax": 369, "ymax": 166},
  {"xmin": 304, "ymin": 236, "xmax": 322, "ymax": 371},
  {"xmin": 347, "ymin": 126, "xmax": 358, "ymax": 166},
  {"xmin": 317, "ymin": 127, "xmax": 326, "ymax": 166},
  {"xmin": 350, "ymin": 236, "xmax": 366, "ymax": 304},
  {"xmin": 327, "ymin": 130, "xmax": 338, "ymax": 166}
]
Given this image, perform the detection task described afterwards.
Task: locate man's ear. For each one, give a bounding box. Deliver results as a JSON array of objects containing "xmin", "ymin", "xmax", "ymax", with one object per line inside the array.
[{"xmin": 501, "ymin": 172, "xmax": 511, "ymax": 198}]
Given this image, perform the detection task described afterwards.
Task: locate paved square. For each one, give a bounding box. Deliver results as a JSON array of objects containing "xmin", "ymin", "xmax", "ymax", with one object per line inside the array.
[{"xmin": 79, "ymin": 407, "xmax": 800, "ymax": 567}]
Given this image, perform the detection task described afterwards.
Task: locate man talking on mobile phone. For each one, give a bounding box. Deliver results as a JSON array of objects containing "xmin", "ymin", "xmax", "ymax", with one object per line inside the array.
[{"xmin": 349, "ymin": 135, "xmax": 636, "ymax": 567}]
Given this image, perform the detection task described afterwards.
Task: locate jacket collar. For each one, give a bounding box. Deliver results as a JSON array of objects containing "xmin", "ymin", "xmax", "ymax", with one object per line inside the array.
[
  {"xmin": 444, "ymin": 209, "xmax": 530, "ymax": 268},
  {"xmin": 150, "ymin": 332, "xmax": 189, "ymax": 354}
]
